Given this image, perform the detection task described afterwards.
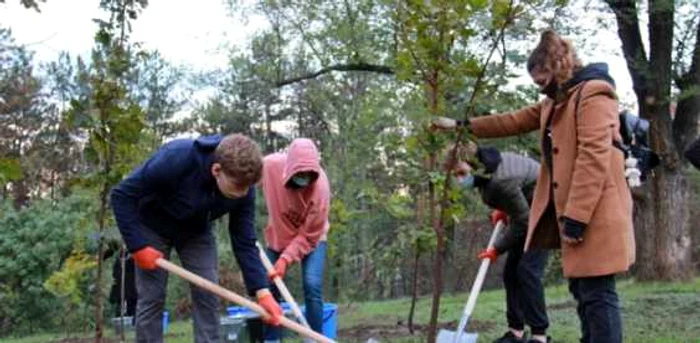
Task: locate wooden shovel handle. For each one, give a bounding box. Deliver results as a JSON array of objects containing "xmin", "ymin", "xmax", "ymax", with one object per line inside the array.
[
  {"xmin": 155, "ymin": 258, "xmax": 336, "ymax": 343},
  {"xmin": 256, "ymin": 242, "xmax": 311, "ymax": 329}
]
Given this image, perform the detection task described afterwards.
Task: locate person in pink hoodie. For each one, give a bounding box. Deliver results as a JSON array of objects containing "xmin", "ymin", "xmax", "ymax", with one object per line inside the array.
[{"xmin": 261, "ymin": 138, "xmax": 331, "ymax": 340}]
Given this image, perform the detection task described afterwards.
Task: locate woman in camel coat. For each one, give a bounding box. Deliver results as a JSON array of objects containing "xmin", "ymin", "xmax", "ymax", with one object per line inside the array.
[{"xmin": 434, "ymin": 30, "xmax": 634, "ymax": 343}]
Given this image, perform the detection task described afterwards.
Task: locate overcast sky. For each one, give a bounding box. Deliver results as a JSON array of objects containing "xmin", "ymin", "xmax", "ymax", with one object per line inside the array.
[
  {"xmin": 0, "ymin": 0, "xmax": 267, "ymax": 70},
  {"xmin": 0, "ymin": 0, "xmax": 637, "ymax": 109}
]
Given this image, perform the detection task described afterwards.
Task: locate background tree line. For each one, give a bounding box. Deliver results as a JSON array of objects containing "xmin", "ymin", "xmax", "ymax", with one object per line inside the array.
[{"xmin": 0, "ymin": 0, "xmax": 698, "ymax": 340}]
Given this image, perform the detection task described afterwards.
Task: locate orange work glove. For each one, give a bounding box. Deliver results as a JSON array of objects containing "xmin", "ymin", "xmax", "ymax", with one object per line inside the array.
[
  {"xmin": 257, "ymin": 290, "xmax": 283, "ymax": 326},
  {"xmin": 271, "ymin": 257, "xmax": 289, "ymax": 280},
  {"xmin": 490, "ymin": 209, "xmax": 508, "ymax": 226},
  {"xmin": 132, "ymin": 246, "xmax": 164, "ymax": 270},
  {"xmin": 478, "ymin": 247, "xmax": 498, "ymax": 262}
]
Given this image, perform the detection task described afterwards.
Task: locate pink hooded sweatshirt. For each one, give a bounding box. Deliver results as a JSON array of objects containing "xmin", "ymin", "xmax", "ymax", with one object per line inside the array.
[{"xmin": 261, "ymin": 138, "xmax": 331, "ymax": 263}]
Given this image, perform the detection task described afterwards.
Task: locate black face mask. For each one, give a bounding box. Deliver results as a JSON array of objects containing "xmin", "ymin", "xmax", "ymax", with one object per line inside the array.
[{"xmin": 540, "ymin": 79, "xmax": 559, "ymax": 99}]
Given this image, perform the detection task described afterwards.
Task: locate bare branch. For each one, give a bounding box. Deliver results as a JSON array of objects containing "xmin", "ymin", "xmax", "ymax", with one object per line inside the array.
[
  {"xmin": 603, "ymin": 0, "xmax": 649, "ymax": 100},
  {"xmin": 681, "ymin": 10, "xmax": 700, "ymax": 86},
  {"xmin": 672, "ymin": 10, "xmax": 699, "ymax": 69},
  {"xmin": 268, "ymin": 4, "xmax": 326, "ymax": 66},
  {"xmin": 275, "ymin": 63, "xmax": 394, "ymax": 87},
  {"xmin": 673, "ymin": 17, "xmax": 700, "ymax": 154},
  {"xmin": 672, "ymin": 21, "xmax": 693, "ymax": 81},
  {"xmin": 395, "ymin": 2, "xmax": 430, "ymax": 81}
]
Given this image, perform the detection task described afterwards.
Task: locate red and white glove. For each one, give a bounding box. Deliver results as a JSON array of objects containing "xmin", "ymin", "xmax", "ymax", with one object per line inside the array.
[
  {"xmin": 478, "ymin": 247, "xmax": 498, "ymax": 262},
  {"xmin": 132, "ymin": 246, "xmax": 163, "ymax": 270},
  {"xmin": 490, "ymin": 209, "xmax": 508, "ymax": 226}
]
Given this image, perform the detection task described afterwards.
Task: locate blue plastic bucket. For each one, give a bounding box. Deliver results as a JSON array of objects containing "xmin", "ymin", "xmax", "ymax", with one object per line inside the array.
[
  {"xmin": 226, "ymin": 303, "xmax": 295, "ymax": 319},
  {"xmin": 301, "ymin": 303, "xmax": 338, "ymax": 339},
  {"xmin": 226, "ymin": 306, "xmax": 257, "ymax": 319},
  {"xmin": 321, "ymin": 303, "xmax": 338, "ymax": 339},
  {"xmin": 227, "ymin": 303, "xmax": 337, "ymax": 338},
  {"xmin": 162, "ymin": 311, "xmax": 169, "ymax": 333}
]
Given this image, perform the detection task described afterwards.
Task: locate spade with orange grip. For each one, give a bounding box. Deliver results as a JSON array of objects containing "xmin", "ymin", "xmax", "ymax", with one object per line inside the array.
[{"xmin": 155, "ymin": 258, "xmax": 336, "ymax": 343}]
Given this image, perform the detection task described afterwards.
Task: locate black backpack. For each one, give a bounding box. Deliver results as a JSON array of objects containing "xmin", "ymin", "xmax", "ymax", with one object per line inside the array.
[
  {"xmin": 615, "ymin": 111, "xmax": 660, "ymax": 181},
  {"xmin": 685, "ymin": 136, "xmax": 700, "ymax": 170}
]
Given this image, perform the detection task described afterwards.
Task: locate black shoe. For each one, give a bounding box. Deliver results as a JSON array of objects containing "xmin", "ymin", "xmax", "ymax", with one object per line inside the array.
[
  {"xmin": 525, "ymin": 336, "xmax": 552, "ymax": 343},
  {"xmin": 493, "ymin": 331, "xmax": 526, "ymax": 343}
]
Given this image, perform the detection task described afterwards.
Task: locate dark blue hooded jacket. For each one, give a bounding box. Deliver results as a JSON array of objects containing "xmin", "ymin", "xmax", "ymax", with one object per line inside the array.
[
  {"xmin": 110, "ymin": 135, "xmax": 268, "ymax": 294},
  {"xmin": 562, "ymin": 62, "xmax": 616, "ymax": 90}
]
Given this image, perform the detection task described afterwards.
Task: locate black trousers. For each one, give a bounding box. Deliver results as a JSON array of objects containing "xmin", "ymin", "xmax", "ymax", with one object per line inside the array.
[
  {"xmin": 569, "ymin": 274, "xmax": 622, "ymax": 343},
  {"xmin": 503, "ymin": 244, "xmax": 550, "ymax": 335}
]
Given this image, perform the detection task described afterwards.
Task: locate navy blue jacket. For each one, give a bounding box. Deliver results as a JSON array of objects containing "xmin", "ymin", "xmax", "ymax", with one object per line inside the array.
[{"xmin": 110, "ymin": 135, "xmax": 268, "ymax": 294}]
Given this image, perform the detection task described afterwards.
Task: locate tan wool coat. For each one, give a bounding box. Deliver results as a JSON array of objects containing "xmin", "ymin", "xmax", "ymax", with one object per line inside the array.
[{"xmin": 470, "ymin": 80, "xmax": 635, "ymax": 278}]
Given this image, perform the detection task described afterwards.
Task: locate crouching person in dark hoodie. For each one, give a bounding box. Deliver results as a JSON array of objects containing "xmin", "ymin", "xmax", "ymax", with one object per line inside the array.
[{"xmin": 447, "ymin": 143, "xmax": 550, "ymax": 343}]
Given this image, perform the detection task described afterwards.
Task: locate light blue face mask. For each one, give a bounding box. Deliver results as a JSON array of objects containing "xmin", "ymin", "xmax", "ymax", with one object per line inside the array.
[
  {"xmin": 292, "ymin": 175, "xmax": 312, "ymax": 187},
  {"xmin": 457, "ymin": 174, "xmax": 475, "ymax": 189}
]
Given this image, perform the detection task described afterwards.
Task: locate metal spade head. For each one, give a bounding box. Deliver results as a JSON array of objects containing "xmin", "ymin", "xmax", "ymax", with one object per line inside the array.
[{"xmin": 436, "ymin": 329, "xmax": 478, "ymax": 343}]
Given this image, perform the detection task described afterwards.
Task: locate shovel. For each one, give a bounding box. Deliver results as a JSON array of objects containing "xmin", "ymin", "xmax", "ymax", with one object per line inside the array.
[
  {"xmin": 256, "ymin": 241, "xmax": 312, "ymax": 329},
  {"xmin": 437, "ymin": 220, "xmax": 505, "ymax": 343},
  {"xmin": 155, "ymin": 258, "xmax": 337, "ymax": 343}
]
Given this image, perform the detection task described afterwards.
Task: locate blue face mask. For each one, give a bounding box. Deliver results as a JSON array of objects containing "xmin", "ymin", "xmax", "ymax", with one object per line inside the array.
[
  {"xmin": 457, "ymin": 174, "xmax": 475, "ymax": 189},
  {"xmin": 292, "ymin": 175, "xmax": 312, "ymax": 188}
]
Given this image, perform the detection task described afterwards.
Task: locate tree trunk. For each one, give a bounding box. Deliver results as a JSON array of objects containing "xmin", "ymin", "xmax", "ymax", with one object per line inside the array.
[
  {"xmin": 635, "ymin": 98, "xmax": 692, "ymax": 281},
  {"xmin": 50, "ymin": 170, "xmax": 56, "ymax": 202},
  {"xmin": 634, "ymin": 167, "xmax": 693, "ymax": 280},
  {"xmin": 426, "ymin": 63, "xmax": 447, "ymax": 341},
  {"xmin": 12, "ymin": 178, "xmax": 29, "ymax": 210},
  {"xmin": 95, "ymin": 182, "xmax": 109, "ymax": 343},
  {"xmin": 427, "ymin": 152, "xmax": 444, "ymax": 343},
  {"xmin": 407, "ymin": 249, "xmax": 420, "ymax": 334},
  {"xmin": 605, "ymin": 0, "xmax": 695, "ymax": 280},
  {"xmin": 265, "ymin": 103, "xmax": 274, "ymax": 153},
  {"xmin": 332, "ymin": 254, "xmax": 341, "ymax": 301},
  {"xmin": 95, "ymin": 128, "xmax": 115, "ymax": 342},
  {"xmin": 119, "ymin": 247, "xmax": 126, "ymax": 343},
  {"xmin": 408, "ymin": 185, "xmax": 426, "ymax": 334}
]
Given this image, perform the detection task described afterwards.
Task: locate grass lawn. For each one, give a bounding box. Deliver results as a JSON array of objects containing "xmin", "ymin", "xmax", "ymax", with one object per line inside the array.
[
  {"xmin": 337, "ymin": 278, "xmax": 700, "ymax": 343},
  {"xmin": 3, "ymin": 278, "xmax": 699, "ymax": 343}
]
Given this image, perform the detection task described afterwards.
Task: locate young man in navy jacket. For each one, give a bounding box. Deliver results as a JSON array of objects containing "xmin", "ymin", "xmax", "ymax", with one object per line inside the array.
[{"xmin": 111, "ymin": 134, "xmax": 282, "ymax": 343}]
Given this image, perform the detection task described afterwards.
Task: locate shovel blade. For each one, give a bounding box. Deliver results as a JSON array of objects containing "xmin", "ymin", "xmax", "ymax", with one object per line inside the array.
[{"xmin": 436, "ymin": 329, "xmax": 478, "ymax": 343}]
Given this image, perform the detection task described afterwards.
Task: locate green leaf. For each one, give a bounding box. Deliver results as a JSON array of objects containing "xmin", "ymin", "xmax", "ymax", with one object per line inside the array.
[{"xmin": 0, "ymin": 158, "xmax": 22, "ymax": 184}]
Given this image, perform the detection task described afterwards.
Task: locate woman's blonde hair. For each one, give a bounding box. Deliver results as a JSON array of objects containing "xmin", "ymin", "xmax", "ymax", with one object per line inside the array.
[{"xmin": 527, "ymin": 30, "xmax": 583, "ymax": 84}]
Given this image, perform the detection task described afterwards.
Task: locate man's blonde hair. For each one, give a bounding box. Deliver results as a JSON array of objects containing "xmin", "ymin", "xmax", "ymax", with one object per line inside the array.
[{"xmin": 214, "ymin": 134, "xmax": 263, "ymax": 186}]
